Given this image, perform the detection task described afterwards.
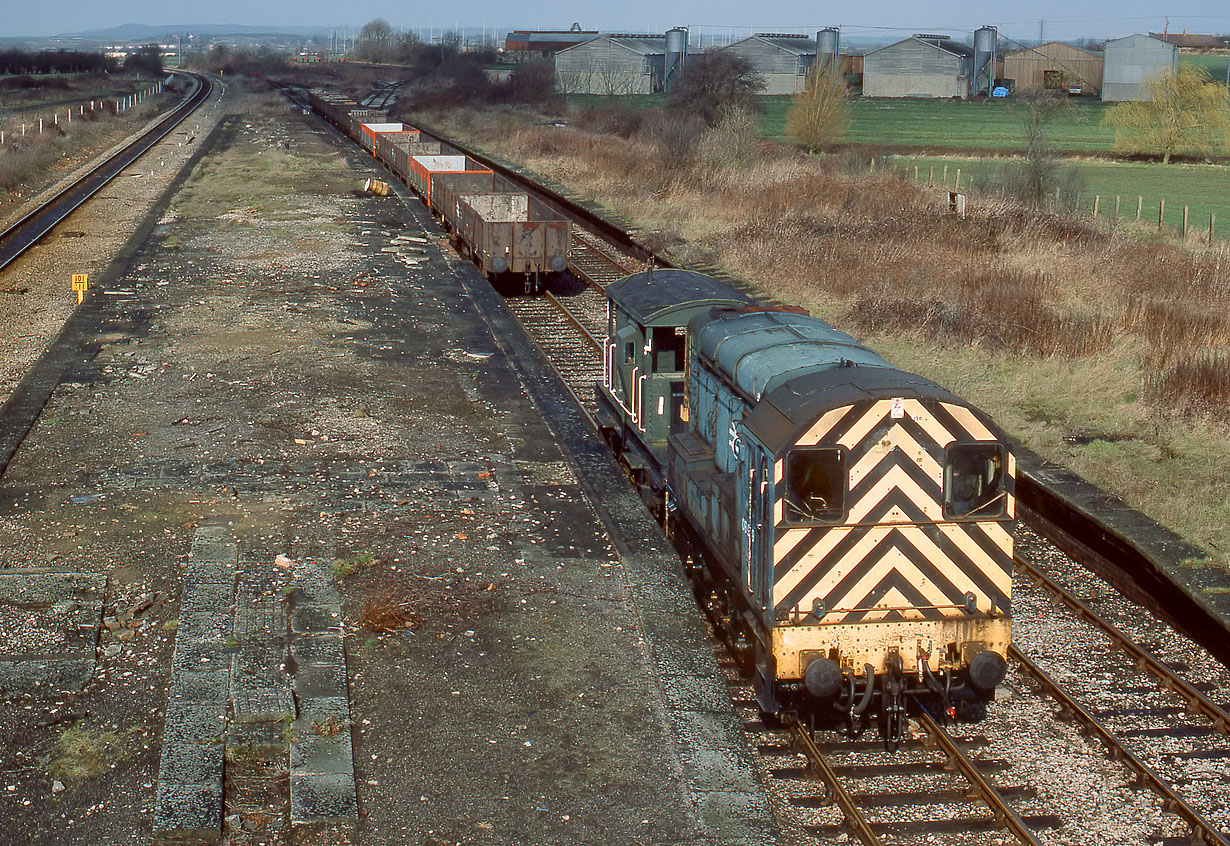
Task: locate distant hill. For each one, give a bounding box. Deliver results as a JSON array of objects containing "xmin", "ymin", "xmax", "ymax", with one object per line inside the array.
[{"xmin": 74, "ymin": 23, "xmax": 331, "ymax": 40}]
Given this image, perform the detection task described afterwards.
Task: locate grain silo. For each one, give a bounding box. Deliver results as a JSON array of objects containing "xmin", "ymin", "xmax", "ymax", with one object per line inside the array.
[
  {"xmin": 816, "ymin": 27, "xmax": 840, "ymax": 73},
  {"xmin": 971, "ymin": 25, "xmax": 997, "ymax": 97},
  {"xmin": 664, "ymin": 27, "xmax": 688, "ymax": 92}
]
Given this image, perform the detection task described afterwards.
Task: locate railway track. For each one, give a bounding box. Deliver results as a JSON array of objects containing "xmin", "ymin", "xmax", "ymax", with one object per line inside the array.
[
  {"xmin": 568, "ymin": 229, "xmax": 641, "ymax": 288},
  {"xmin": 0, "ymin": 72, "xmax": 211, "ymax": 272},
  {"xmin": 755, "ymin": 704, "xmax": 1061, "ymax": 844},
  {"xmin": 504, "ymin": 292, "xmax": 603, "ymax": 420}
]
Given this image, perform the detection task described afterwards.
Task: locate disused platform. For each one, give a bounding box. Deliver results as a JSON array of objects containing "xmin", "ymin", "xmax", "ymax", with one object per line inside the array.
[{"xmin": 0, "ymin": 106, "xmax": 776, "ymax": 844}]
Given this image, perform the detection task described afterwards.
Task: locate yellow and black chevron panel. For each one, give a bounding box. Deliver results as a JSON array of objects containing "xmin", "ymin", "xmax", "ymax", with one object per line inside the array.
[{"xmin": 773, "ymin": 397, "xmax": 1014, "ymax": 624}]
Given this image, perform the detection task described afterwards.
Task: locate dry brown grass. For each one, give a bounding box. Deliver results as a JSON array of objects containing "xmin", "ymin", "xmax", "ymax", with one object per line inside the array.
[{"xmin": 357, "ymin": 585, "xmax": 418, "ymax": 633}]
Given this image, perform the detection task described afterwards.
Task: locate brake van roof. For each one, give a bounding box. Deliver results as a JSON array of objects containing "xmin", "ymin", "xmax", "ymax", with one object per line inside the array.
[{"xmin": 606, "ymin": 270, "xmax": 753, "ymax": 326}]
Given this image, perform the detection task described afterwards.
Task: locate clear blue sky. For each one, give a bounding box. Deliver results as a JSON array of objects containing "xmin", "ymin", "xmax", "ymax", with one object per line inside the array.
[{"xmin": 5, "ymin": 0, "xmax": 1230, "ymax": 43}]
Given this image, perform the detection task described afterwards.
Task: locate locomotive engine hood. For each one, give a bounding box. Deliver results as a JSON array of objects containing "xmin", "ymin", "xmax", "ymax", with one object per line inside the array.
[
  {"xmin": 744, "ymin": 366, "xmax": 1005, "ymax": 456},
  {"xmin": 686, "ymin": 307, "xmax": 1008, "ymax": 452}
]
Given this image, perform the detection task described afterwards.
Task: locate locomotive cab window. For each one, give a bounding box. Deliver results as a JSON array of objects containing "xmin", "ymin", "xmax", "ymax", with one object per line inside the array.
[
  {"xmin": 652, "ymin": 327, "xmax": 687, "ymax": 373},
  {"xmin": 944, "ymin": 444, "xmax": 1006, "ymax": 519},
  {"xmin": 784, "ymin": 448, "xmax": 845, "ymax": 524}
]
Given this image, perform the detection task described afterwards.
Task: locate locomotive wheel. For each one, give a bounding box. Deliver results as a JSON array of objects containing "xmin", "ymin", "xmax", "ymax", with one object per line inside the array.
[
  {"xmin": 757, "ymin": 708, "xmax": 790, "ymax": 730},
  {"xmin": 955, "ymin": 696, "xmax": 989, "ymax": 722}
]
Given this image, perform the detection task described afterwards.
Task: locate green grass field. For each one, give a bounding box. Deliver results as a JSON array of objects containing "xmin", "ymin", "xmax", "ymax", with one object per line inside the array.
[
  {"xmin": 761, "ymin": 95, "xmax": 1119, "ymax": 151},
  {"xmin": 889, "ymin": 153, "xmax": 1230, "ymax": 236},
  {"xmin": 1181, "ymin": 52, "xmax": 1230, "ymax": 82}
]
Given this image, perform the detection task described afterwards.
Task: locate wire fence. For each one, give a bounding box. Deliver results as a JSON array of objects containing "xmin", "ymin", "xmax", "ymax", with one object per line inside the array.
[
  {"xmin": 0, "ymin": 79, "xmax": 166, "ymax": 147},
  {"xmin": 883, "ymin": 158, "xmax": 1224, "ymax": 245}
]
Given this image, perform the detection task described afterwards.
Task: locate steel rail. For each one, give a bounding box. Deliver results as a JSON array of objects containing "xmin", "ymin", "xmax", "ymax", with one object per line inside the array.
[
  {"xmin": 912, "ymin": 709, "xmax": 1046, "ymax": 845},
  {"xmin": 567, "ymin": 230, "xmax": 641, "ymax": 291},
  {"xmin": 0, "ymin": 72, "xmax": 211, "ymax": 273},
  {"xmin": 541, "ymin": 290, "xmax": 602, "ymax": 355},
  {"xmin": 1015, "ymin": 555, "xmax": 1230, "ymax": 734},
  {"xmin": 786, "ymin": 719, "xmax": 885, "ymax": 846},
  {"xmin": 1009, "ymin": 645, "xmax": 1230, "ymax": 846},
  {"xmin": 1015, "ymin": 472, "xmax": 1230, "ymax": 669}
]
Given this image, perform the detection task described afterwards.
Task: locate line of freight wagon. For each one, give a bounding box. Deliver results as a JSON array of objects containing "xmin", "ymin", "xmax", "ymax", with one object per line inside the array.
[{"xmin": 307, "ymin": 89, "xmax": 569, "ymax": 292}]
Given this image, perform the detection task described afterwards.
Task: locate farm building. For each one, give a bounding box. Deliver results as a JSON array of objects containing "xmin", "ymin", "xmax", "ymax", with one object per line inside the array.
[
  {"xmin": 554, "ymin": 34, "xmax": 670, "ymax": 95},
  {"xmin": 1149, "ymin": 32, "xmax": 1226, "ymax": 49},
  {"xmin": 862, "ymin": 34, "xmax": 975, "ymax": 98},
  {"xmin": 503, "ymin": 29, "xmax": 598, "ymax": 60},
  {"xmin": 1102, "ymin": 34, "xmax": 1177, "ymax": 101},
  {"xmin": 719, "ymin": 33, "xmax": 819, "ymax": 95},
  {"xmin": 1002, "ymin": 42, "xmax": 1103, "ymax": 95}
]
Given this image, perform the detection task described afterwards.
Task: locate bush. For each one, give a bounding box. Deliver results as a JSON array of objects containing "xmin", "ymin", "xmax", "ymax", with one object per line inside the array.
[{"xmin": 665, "ymin": 51, "xmax": 765, "ymax": 126}]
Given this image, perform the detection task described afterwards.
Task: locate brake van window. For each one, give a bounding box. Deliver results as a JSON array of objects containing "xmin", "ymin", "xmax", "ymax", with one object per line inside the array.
[
  {"xmin": 944, "ymin": 444, "xmax": 1006, "ymax": 519},
  {"xmin": 784, "ymin": 449, "xmax": 845, "ymax": 524}
]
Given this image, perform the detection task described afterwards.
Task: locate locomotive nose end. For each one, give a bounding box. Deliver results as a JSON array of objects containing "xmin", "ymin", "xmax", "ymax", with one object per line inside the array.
[
  {"xmin": 967, "ymin": 650, "xmax": 1007, "ymax": 691},
  {"xmin": 804, "ymin": 657, "xmax": 843, "ymax": 699}
]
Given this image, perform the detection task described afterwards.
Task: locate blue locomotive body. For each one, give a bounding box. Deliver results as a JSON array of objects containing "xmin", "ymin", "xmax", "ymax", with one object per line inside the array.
[{"xmin": 599, "ymin": 272, "xmax": 1015, "ymax": 743}]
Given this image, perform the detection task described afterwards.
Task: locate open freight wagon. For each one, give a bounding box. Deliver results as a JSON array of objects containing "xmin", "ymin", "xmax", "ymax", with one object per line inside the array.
[{"xmin": 456, "ymin": 193, "xmax": 570, "ymax": 283}]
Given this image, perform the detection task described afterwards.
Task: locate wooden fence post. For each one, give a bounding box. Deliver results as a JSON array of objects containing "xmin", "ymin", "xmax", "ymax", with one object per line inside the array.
[
  {"xmin": 1183, "ymin": 205, "xmax": 1189, "ymax": 237},
  {"xmin": 1093, "ymin": 195, "xmax": 1100, "ymax": 217},
  {"xmin": 955, "ymin": 168, "xmax": 961, "ymax": 190},
  {"xmin": 1211, "ymin": 212, "xmax": 1216, "ymax": 246},
  {"xmin": 1137, "ymin": 196, "xmax": 1143, "ymax": 221},
  {"xmin": 1159, "ymin": 199, "xmax": 1165, "ymax": 229},
  {"xmin": 942, "ymin": 164, "xmax": 948, "ymax": 187},
  {"xmin": 1115, "ymin": 195, "xmax": 1121, "ymax": 218}
]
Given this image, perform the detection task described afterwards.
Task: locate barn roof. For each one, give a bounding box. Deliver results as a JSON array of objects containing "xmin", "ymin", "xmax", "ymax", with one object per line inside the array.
[
  {"xmin": 554, "ymin": 33, "xmax": 666, "ymax": 56},
  {"xmin": 1003, "ymin": 41, "xmax": 1102, "ymax": 59},
  {"xmin": 728, "ymin": 33, "xmax": 818, "ymax": 55},
  {"xmin": 865, "ymin": 34, "xmax": 973, "ymax": 59}
]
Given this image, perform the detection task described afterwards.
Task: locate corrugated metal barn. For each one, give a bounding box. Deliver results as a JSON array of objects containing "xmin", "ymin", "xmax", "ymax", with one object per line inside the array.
[
  {"xmin": 721, "ymin": 34, "xmax": 817, "ymax": 95},
  {"xmin": 862, "ymin": 35, "xmax": 973, "ymax": 98},
  {"xmin": 554, "ymin": 35, "xmax": 667, "ymax": 95},
  {"xmin": 1002, "ymin": 42, "xmax": 1103, "ymax": 95},
  {"xmin": 1102, "ymin": 34, "xmax": 1177, "ymax": 101}
]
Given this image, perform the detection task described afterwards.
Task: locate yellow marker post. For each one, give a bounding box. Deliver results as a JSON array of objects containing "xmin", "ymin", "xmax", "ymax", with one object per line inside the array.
[{"xmin": 72, "ymin": 273, "xmax": 89, "ymax": 304}]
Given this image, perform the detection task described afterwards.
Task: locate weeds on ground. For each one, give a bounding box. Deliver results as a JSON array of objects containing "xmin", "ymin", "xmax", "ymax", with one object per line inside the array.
[
  {"xmin": 357, "ymin": 586, "xmax": 417, "ymax": 632},
  {"xmin": 331, "ymin": 551, "xmax": 376, "ymax": 579},
  {"xmin": 310, "ymin": 716, "xmax": 347, "ymax": 737},
  {"xmin": 48, "ymin": 724, "xmax": 130, "ymax": 782}
]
